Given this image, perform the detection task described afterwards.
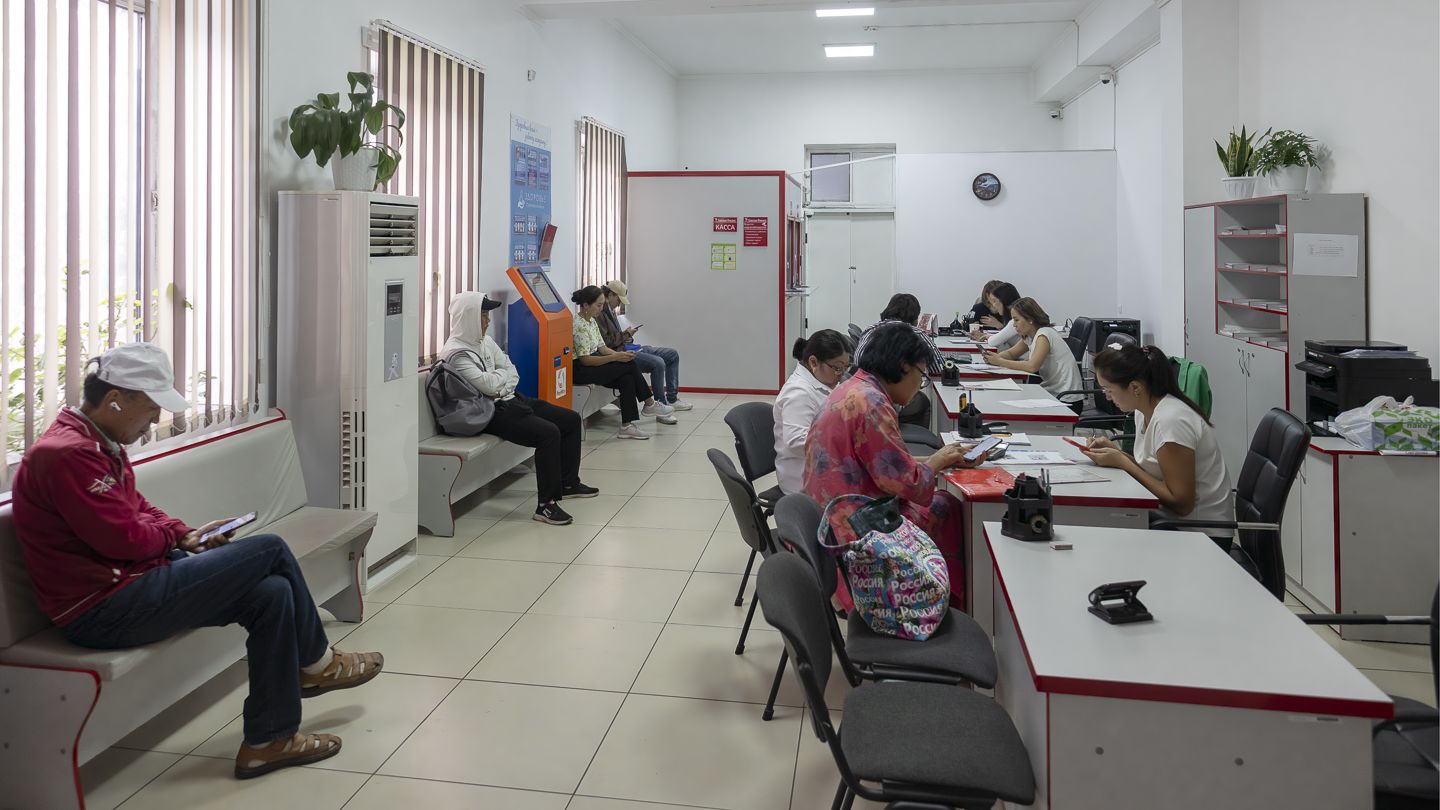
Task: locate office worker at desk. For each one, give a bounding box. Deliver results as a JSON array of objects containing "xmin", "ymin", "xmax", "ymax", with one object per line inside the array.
[
  {"xmin": 982, "ymin": 296, "xmax": 1084, "ymax": 411},
  {"xmin": 773, "ymin": 330, "xmax": 851, "ymax": 495},
  {"xmin": 968, "ymin": 281, "xmax": 1022, "ymax": 351},
  {"xmin": 1082, "ymin": 344, "xmax": 1235, "ymax": 545},
  {"xmin": 959, "ymin": 279, "xmax": 1003, "ymax": 331},
  {"xmin": 804, "ymin": 322, "xmax": 988, "ymax": 609}
]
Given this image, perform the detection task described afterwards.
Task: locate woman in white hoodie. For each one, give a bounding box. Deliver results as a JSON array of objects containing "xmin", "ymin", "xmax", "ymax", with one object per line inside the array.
[{"xmin": 442, "ymin": 292, "xmax": 598, "ymax": 526}]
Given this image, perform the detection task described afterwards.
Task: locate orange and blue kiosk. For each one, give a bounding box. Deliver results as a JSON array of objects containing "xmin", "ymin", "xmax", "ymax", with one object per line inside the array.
[{"xmin": 505, "ymin": 265, "xmax": 573, "ymax": 409}]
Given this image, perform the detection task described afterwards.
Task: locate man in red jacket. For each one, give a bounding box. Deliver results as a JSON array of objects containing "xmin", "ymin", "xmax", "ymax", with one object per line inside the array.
[{"xmin": 11, "ymin": 343, "xmax": 384, "ymax": 779}]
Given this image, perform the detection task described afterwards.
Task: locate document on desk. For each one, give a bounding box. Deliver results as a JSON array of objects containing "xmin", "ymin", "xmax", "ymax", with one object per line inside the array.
[
  {"xmin": 998, "ymin": 398, "xmax": 1066, "ymax": 409},
  {"xmin": 961, "ymin": 362, "xmax": 1008, "ymax": 371},
  {"xmin": 962, "ymin": 378, "xmax": 1021, "ymax": 391},
  {"xmin": 1003, "ymin": 466, "xmax": 1106, "ymax": 483},
  {"xmin": 993, "ymin": 450, "xmax": 1073, "ymax": 465},
  {"xmin": 942, "ymin": 431, "xmax": 1029, "ymax": 446}
]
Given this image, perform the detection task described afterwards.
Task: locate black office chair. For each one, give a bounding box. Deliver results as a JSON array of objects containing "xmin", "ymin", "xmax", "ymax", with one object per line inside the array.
[
  {"xmin": 773, "ymin": 494, "xmax": 998, "ymax": 689},
  {"xmin": 1301, "ymin": 586, "xmax": 1438, "ymax": 809},
  {"xmin": 848, "ymin": 323, "xmax": 863, "ymax": 343},
  {"xmin": 1066, "ymin": 316, "xmax": 1095, "ymax": 362},
  {"xmin": 1100, "ymin": 330, "xmax": 1137, "ymax": 350},
  {"xmin": 756, "ymin": 553, "xmax": 1036, "ymax": 810},
  {"xmin": 1153, "ymin": 407, "xmax": 1310, "ymax": 599},
  {"xmin": 899, "ymin": 393, "xmax": 945, "ymax": 454},
  {"xmin": 723, "ymin": 403, "xmax": 784, "ymax": 509}
]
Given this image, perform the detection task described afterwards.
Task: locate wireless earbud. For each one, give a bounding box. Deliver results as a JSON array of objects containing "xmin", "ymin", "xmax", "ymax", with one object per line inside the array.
[{"xmin": 110, "ymin": 402, "xmax": 123, "ymax": 412}]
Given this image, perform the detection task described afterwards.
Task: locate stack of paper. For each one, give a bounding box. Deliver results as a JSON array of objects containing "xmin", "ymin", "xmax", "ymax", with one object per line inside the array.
[
  {"xmin": 963, "ymin": 378, "xmax": 1021, "ymax": 391},
  {"xmin": 998, "ymin": 399, "xmax": 1066, "ymax": 410},
  {"xmin": 993, "ymin": 450, "xmax": 1073, "ymax": 466}
]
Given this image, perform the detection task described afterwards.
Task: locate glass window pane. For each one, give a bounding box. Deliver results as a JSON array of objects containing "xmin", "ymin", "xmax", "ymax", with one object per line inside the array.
[{"xmin": 809, "ymin": 152, "xmax": 850, "ymax": 202}]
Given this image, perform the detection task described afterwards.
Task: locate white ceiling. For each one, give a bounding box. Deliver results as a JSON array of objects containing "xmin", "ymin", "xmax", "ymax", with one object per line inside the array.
[{"xmin": 526, "ymin": 0, "xmax": 1093, "ymax": 76}]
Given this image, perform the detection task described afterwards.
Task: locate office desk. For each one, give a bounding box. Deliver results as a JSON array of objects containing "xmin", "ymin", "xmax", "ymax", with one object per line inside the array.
[
  {"xmin": 930, "ymin": 364, "xmax": 1032, "ymax": 383},
  {"xmin": 931, "ymin": 382, "xmax": 1079, "ymax": 436},
  {"xmin": 985, "ymin": 521, "xmax": 1389, "ymax": 810},
  {"xmin": 935, "ymin": 336, "xmax": 985, "ymax": 354},
  {"xmin": 942, "ymin": 436, "xmax": 1157, "ymax": 637},
  {"xmin": 1287, "ymin": 437, "xmax": 1439, "ymax": 643}
]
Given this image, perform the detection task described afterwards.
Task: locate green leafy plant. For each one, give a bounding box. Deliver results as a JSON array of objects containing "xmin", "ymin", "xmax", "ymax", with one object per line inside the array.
[
  {"xmin": 1254, "ymin": 129, "xmax": 1321, "ymax": 174},
  {"xmin": 288, "ymin": 72, "xmax": 406, "ymax": 189},
  {"xmin": 1214, "ymin": 126, "xmax": 1272, "ymax": 177}
]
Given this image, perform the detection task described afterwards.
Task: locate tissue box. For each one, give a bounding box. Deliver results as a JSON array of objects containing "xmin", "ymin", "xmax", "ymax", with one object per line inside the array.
[{"xmin": 1369, "ymin": 405, "xmax": 1440, "ymax": 452}]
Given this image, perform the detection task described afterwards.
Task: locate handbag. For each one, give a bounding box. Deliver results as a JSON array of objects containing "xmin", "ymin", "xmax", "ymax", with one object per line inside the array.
[
  {"xmin": 425, "ymin": 350, "xmax": 496, "ymax": 436},
  {"xmin": 817, "ymin": 494, "xmax": 950, "ymax": 641}
]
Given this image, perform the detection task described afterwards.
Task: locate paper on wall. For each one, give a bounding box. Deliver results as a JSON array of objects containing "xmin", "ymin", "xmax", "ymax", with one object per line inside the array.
[{"xmin": 1293, "ymin": 233, "xmax": 1359, "ymax": 277}]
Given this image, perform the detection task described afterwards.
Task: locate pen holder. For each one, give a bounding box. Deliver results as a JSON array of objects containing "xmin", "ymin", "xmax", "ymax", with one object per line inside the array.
[
  {"xmin": 956, "ymin": 402, "xmax": 987, "ymax": 438},
  {"xmin": 1001, "ymin": 473, "xmax": 1054, "ymax": 542},
  {"xmin": 941, "ymin": 359, "xmax": 961, "ymax": 387}
]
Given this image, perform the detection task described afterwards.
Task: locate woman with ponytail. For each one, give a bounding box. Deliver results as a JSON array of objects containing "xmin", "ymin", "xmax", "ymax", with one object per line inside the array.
[
  {"xmin": 773, "ymin": 330, "xmax": 851, "ymax": 495},
  {"xmin": 1084, "ymin": 344, "xmax": 1235, "ymax": 541}
]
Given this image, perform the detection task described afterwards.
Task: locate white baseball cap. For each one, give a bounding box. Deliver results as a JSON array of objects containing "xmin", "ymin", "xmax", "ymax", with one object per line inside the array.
[{"xmin": 92, "ymin": 343, "xmax": 191, "ymax": 412}]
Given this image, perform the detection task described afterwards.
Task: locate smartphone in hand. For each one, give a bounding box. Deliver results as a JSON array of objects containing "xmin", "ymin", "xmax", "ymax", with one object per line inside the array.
[{"xmin": 197, "ymin": 512, "xmax": 257, "ymax": 549}]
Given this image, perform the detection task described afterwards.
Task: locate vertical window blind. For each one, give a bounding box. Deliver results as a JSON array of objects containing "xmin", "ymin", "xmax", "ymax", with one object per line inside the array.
[
  {"xmin": 375, "ymin": 26, "xmax": 484, "ymax": 365},
  {"xmin": 576, "ymin": 118, "xmax": 627, "ymax": 288},
  {"xmin": 0, "ymin": 0, "xmax": 258, "ymax": 484}
]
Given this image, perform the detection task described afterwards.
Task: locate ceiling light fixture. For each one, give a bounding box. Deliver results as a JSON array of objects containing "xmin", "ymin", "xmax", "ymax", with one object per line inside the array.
[
  {"xmin": 824, "ymin": 43, "xmax": 875, "ymax": 58},
  {"xmin": 816, "ymin": 7, "xmax": 874, "ymax": 17}
]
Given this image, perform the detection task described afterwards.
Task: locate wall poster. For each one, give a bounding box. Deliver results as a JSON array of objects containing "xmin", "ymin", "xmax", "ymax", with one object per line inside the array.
[{"xmin": 510, "ymin": 116, "xmax": 552, "ymax": 267}]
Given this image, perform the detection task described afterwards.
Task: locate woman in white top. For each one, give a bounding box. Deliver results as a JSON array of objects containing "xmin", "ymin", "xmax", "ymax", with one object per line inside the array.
[
  {"xmin": 982, "ymin": 297, "xmax": 1084, "ymax": 410},
  {"xmin": 442, "ymin": 292, "xmax": 598, "ymax": 526},
  {"xmin": 1082, "ymin": 344, "xmax": 1236, "ymax": 543},
  {"xmin": 967, "ymin": 281, "xmax": 1022, "ymax": 351},
  {"xmin": 773, "ymin": 330, "xmax": 851, "ymax": 494}
]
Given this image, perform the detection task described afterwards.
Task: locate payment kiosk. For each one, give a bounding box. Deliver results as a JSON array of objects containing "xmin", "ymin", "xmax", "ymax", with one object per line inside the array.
[{"xmin": 506, "ymin": 265, "xmax": 573, "ymax": 409}]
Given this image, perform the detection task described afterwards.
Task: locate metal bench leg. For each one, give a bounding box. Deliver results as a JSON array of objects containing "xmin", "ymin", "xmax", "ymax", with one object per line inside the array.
[
  {"xmin": 417, "ymin": 454, "xmax": 462, "ymax": 538},
  {"xmin": 320, "ymin": 548, "xmax": 366, "ymax": 623},
  {"xmin": 762, "ymin": 649, "xmax": 788, "ymax": 721},
  {"xmin": 0, "ymin": 664, "xmax": 100, "ymax": 810}
]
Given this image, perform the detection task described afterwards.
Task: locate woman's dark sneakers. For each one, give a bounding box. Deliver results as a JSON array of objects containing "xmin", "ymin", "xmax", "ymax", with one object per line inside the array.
[
  {"xmin": 561, "ymin": 483, "xmax": 600, "ymax": 499},
  {"xmin": 533, "ymin": 502, "xmax": 574, "ymax": 525}
]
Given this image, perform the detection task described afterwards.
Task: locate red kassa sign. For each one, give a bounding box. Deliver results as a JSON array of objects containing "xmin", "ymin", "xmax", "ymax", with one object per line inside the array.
[
  {"xmin": 713, "ymin": 217, "xmax": 738, "ymax": 232},
  {"xmin": 743, "ymin": 217, "xmax": 768, "ymax": 247}
]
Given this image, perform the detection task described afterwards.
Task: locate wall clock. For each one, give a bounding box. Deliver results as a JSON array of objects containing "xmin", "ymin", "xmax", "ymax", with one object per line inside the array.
[{"xmin": 972, "ymin": 172, "xmax": 1001, "ymax": 201}]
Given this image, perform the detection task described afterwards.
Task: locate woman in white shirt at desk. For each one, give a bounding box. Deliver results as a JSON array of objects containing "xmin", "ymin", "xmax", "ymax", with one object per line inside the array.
[
  {"xmin": 773, "ymin": 330, "xmax": 850, "ymax": 495},
  {"xmin": 982, "ymin": 296, "xmax": 1084, "ymax": 411},
  {"xmin": 1082, "ymin": 344, "xmax": 1235, "ymax": 546},
  {"xmin": 967, "ymin": 281, "xmax": 1022, "ymax": 351}
]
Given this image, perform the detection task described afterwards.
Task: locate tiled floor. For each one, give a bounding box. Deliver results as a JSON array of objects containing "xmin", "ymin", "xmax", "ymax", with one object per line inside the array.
[{"xmin": 82, "ymin": 392, "xmax": 1436, "ymax": 809}]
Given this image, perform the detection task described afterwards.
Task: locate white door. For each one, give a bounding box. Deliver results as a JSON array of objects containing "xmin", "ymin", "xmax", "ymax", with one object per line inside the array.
[
  {"xmin": 804, "ymin": 213, "xmax": 896, "ymax": 334},
  {"xmin": 805, "ymin": 214, "xmax": 854, "ymax": 335},
  {"xmin": 849, "ymin": 213, "xmax": 896, "ymax": 325}
]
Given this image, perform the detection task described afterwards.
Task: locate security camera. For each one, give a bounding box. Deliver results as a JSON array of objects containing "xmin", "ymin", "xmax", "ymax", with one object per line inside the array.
[
  {"xmin": 1049, "ymin": 108, "xmax": 1063, "ymax": 120},
  {"xmin": 1100, "ymin": 72, "xmax": 1115, "ymax": 85}
]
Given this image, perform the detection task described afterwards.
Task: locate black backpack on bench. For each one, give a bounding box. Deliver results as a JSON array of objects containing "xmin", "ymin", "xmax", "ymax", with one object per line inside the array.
[{"xmin": 425, "ymin": 350, "xmax": 496, "ymax": 436}]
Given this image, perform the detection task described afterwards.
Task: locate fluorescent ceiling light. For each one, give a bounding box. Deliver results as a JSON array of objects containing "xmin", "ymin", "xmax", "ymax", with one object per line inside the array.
[
  {"xmin": 824, "ymin": 43, "xmax": 875, "ymax": 58},
  {"xmin": 816, "ymin": 7, "xmax": 874, "ymax": 17}
]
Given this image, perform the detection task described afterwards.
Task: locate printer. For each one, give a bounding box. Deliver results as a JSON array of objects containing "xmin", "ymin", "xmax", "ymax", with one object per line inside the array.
[{"xmin": 1294, "ymin": 340, "xmax": 1438, "ymax": 432}]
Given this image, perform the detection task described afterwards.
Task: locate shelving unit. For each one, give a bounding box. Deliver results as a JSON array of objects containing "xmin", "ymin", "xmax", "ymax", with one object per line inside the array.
[{"xmin": 1184, "ymin": 192, "xmax": 1367, "ymax": 478}]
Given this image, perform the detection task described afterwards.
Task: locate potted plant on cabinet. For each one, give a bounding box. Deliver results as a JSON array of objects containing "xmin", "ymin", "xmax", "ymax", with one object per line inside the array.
[
  {"xmin": 1254, "ymin": 129, "xmax": 1321, "ymax": 195},
  {"xmin": 1214, "ymin": 126, "xmax": 1271, "ymax": 199},
  {"xmin": 288, "ymin": 72, "xmax": 406, "ymax": 191}
]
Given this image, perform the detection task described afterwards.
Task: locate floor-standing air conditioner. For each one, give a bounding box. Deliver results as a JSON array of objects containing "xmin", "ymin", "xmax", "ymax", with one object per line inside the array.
[{"xmin": 277, "ymin": 191, "xmax": 420, "ymax": 568}]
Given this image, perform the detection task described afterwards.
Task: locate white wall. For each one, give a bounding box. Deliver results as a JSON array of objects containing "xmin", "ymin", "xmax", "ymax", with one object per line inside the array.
[
  {"xmin": 895, "ymin": 150, "xmax": 1117, "ymax": 327},
  {"xmin": 1238, "ymin": 0, "xmax": 1439, "ymax": 363},
  {"xmin": 1060, "ymin": 82, "xmax": 1114, "ymax": 151},
  {"xmin": 676, "ymin": 71, "xmax": 1064, "ymax": 171},
  {"xmin": 259, "ymin": 0, "xmax": 679, "ymax": 306},
  {"xmin": 1110, "ymin": 45, "xmax": 1172, "ymax": 351}
]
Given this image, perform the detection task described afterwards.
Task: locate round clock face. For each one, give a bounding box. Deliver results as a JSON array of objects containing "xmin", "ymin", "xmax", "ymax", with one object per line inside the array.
[{"xmin": 972, "ymin": 172, "xmax": 1001, "ymax": 200}]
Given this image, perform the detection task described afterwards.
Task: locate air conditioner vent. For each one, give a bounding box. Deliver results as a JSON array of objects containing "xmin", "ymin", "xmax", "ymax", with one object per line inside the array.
[{"xmin": 369, "ymin": 201, "xmax": 418, "ymax": 257}]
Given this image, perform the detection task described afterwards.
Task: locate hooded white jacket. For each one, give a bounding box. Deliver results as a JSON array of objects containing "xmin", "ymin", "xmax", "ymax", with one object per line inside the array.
[{"xmin": 440, "ymin": 292, "xmax": 520, "ymax": 401}]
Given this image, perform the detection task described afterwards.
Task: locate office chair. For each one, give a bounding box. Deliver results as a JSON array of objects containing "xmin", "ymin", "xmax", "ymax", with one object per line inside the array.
[
  {"xmin": 773, "ymin": 494, "xmax": 998, "ymax": 689},
  {"xmin": 1153, "ymin": 407, "xmax": 1310, "ymax": 599},
  {"xmin": 1066, "ymin": 316, "xmax": 1095, "ymax": 362},
  {"xmin": 1101, "ymin": 330, "xmax": 1137, "ymax": 350},
  {"xmin": 848, "ymin": 323, "xmax": 863, "ymax": 343},
  {"xmin": 723, "ymin": 403, "xmax": 785, "ymax": 512},
  {"xmin": 1301, "ymin": 586, "xmax": 1438, "ymax": 809},
  {"xmin": 706, "ymin": 450, "xmax": 789, "ymax": 723},
  {"xmin": 756, "ymin": 553, "xmax": 1036, "ymax": 810}
]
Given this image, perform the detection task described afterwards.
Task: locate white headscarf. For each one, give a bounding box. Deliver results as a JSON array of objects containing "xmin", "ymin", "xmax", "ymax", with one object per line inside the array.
[{"xmin": 447, "ymin": 292, "xmax": 489, "ymax": 348}]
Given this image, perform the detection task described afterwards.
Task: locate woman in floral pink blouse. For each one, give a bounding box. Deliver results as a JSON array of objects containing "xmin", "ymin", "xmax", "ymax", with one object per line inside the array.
[{"xmin": 804, "ymin": 322, "xmax": 986, "ymax": 609}]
